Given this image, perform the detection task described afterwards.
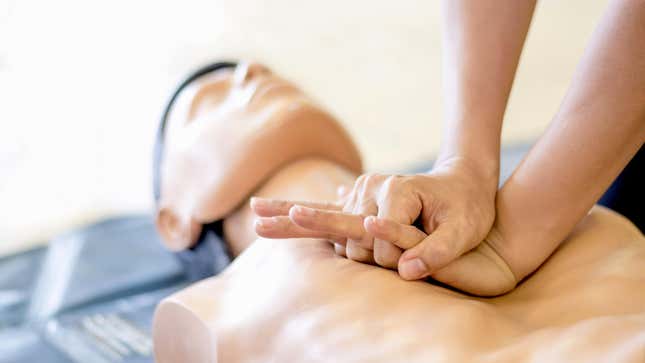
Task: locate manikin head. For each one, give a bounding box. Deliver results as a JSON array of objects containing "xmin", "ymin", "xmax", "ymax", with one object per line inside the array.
[{"xmin": 155, "ymin": 61, "xmax": 362, "ymax": 251}]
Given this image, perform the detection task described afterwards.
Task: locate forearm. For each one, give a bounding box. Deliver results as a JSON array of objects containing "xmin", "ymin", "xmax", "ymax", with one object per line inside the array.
[
  {"xmin": 494, "ymin": 0, "xmax": 645, "ymax": 280},
  {"xmin": 437, "ymin": 0, "xmax": 537, "ymax": 179}
]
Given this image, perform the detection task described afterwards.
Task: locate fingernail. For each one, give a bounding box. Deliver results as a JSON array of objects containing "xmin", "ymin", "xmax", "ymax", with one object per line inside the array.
[
  {"xmin": 294, "ymin": 206, "xmax": 314, "ymax": 216},
  {"xmin": 250, "ymin": 197, "xmax": 267, "ymax": 206},
  {"xmin": 255, "ymin": 218, "xmax": 276, "ymax": 228},
  {"xmin": 373, "ymin": 217, "xmax": 387, "ymax": 227},
  {"xmin": 400, "ymin": 258, "xmax": 427, "ymax": 280}
]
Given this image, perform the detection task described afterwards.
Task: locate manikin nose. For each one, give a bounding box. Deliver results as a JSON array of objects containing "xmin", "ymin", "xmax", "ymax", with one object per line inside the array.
[{"xmin": 233, "ymin": 62, "xmax": 271, "ymax": 85}]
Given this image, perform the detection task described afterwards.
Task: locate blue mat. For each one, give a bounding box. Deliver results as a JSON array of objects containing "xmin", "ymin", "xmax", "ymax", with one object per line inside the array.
[{"xmin": 0, "ymin": 215, "xmax": 188, "ymax": 363}]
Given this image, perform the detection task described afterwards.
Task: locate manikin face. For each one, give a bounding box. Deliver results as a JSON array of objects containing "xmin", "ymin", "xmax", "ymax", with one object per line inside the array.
[
  {"xmin": 157, "ymin": 61, "xmax": 361, "ymax": 250},
  {"xmin": 164, "ymin": 62, "xmax": 309, "ymax": 137}
]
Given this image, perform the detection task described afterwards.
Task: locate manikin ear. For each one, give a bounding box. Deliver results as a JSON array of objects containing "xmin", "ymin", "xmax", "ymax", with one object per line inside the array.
[{"xmin": 156, "ymin": 207, "xmax": 202, "ymax": 251}]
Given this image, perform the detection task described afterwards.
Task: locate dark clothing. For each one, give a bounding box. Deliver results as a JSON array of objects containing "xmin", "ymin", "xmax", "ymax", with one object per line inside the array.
[{"xmin": 599, "ymin": 144, "xmax": 644, "ymax": 233}]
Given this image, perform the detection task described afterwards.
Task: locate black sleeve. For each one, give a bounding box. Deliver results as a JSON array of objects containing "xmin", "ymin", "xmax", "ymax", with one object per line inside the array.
[{"xmin": 598, "ymin": 144, "xmax": 645, "ymax": 233}]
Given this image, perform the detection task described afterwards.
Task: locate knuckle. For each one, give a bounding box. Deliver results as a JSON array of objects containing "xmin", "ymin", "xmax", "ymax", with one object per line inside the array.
[
  {"xmin": 382, "ymin": 175, "xmax": 405, "ymax": 193},
  {"xmin": 355, "ymin": 176, "xmax": 381, "ymax": 211},
  {"xmin": 362, "ymin": 173, "xmax": 375, "ymax": 184},
  {"xmin": 384, "ymin": 174, "xmax": 401, "ymax": 185},
  {"xmin": 379, "ymin": 175, "xmax": 416, "ymax": 209},
  {"xmin": 357, "ymin": 184, "xmax": 372, "ymax": 199},
  {"xmin": 282, "ymin": 219, "xmax": 297, "ymax": 231},
  {"xmin": 355, "ymin": 174, "xmax": 369, "ymax": 186},
  {"xmin": 369, "ymin": 218, "xmax": 389, "ymax": 236},
  {"xmin": 373, "ymin": 249, "xmax": 391, "ymax": 267},
  {"xmin": 362, "ymin": 173, "xmax": 384, "ymax": 188},
  {"xmin": 357, "ymin": 195, "xmax": 377, "ymax": 213},
  {"xmin": 357, "ymin": 174, "xmax": 377, "ymax": 197},
  {"xmin": 380, "ymin": 177, "xmax": 397, "ymax": 199},
  {"xmin": 399, "ymin": 175, "xmax": 417, "ymax": 189},
  {"xmin": 361, "ymin": 235, "xmax": 375, "ymax": 249},
  {"xmin": 426, "ymin": 241, "xmax": 455, "ymax": 265}
]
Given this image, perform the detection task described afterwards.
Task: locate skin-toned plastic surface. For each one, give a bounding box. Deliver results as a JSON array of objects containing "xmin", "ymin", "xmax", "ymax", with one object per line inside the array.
[
  {"xmin": 154, "ymin": 60, "xmax": 644, "ymax": 362},
  {"xmin": 156, "ymin": 62, "xmax": 362, "ymax": 251},
  {"xmin": 154, "ymin": 158, "xmax": 645, "ymax": 362}
]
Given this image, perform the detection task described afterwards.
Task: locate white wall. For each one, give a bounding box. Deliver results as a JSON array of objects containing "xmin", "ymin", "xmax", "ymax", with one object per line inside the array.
[{"xmin": 0, "ymin": 0, "xmax": 608, "ymax": 254}]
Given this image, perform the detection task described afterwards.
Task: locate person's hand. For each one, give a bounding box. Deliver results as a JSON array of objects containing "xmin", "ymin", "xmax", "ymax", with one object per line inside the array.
[
  {"xmin": 252, "ymin": 194, "xmax": 516, "ymax": 296},
  {"xmin": 252, "ymin": 156, "xmax": 499, "ymax": 281}
]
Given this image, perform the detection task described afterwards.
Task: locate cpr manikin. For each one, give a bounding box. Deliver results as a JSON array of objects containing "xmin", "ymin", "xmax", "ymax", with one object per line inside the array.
[{"xmin": 153, "ymin": 62, "xmax": 645, "ymax": 362}]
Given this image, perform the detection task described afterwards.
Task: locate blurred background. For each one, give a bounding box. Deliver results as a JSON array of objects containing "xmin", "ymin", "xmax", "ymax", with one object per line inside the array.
[
  {"xmin": 0, "ymin": 0, "xmax": 614, "ymax": 361},
  {"xmin": 0, "ymin": 0, "xmax": 607, "ymax": 256}
]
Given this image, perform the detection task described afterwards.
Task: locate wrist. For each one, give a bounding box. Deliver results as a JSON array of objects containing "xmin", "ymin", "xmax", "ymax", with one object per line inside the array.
[
  {"xmin": 433, "ymin": 153, "xmax": 500, "ymax": 191},
  {"xmin": 436, "ymin": 114, "xmax": 502, "ymax": 185}
]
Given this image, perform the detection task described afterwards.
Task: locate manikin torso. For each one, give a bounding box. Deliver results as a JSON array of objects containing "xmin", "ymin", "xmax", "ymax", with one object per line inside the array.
[
  {"xmin": 156, "ymin": 206, "xmax": 645, "ymax": 363},
  {"xmin": 153, "ymin": 62, "xmax": 645, "ymax": 363}
]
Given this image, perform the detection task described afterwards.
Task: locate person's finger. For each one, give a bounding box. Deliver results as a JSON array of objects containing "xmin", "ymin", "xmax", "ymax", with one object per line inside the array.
[
  {"xmin": 343, "ymin": 176, "xmax": 366, "ymax": 251},
  {"xmin": 347, "ymin": 174, "xmax": 383, "ymax": 250},
  {"xmin": 349, "ymin": 200, "xmax": 377, "ymax": 250},
  {"xmin": 374, "ymin": 175, "xmax": 422, "ymax": 225},
  {"xmin": 251, "ymin": 197, "xmax": 341, "ymax": 217},
  {"xmin": 369, "ymin": 176, "xmax": 421, "ymax": 269},
  {"xmin": 255, "ymin": 216, "xmax": 343, "ymax": 240},
  {"xmin": 397, "ymin": 224, "xmax": 462, "ymax": 280},
  {"xmin": 341, "ymin": 183, "xmax": 359, "ymax": 214},
  {"xmin": 336, "ymin": 177, "xmax": 377, "ymax": 264},
  {"xmin": 337, "ymin": 185, "xmax": 352, "ymax": 202},
  {"xmin": 334, "ymin": 243, "xmax": 347, "ymax": 257},
  {"xmin": 372, "ymin": 239, "xmax": 402, "ymax": 269},
  {"xmin": 289, "ymin": 206, "xmax": 366, "ymax": 241},
  {"xmin": 429, "ymin": 241, "xmax": 517, "ymax": 296},
  {"xmin": 342, "ymin": 174, "xmax": 366, "ymax": 214},
  {"xmin": 368, "ymin": 210, "xmax": 401, "ymax": 269},
  {"xmin": 345, "ymin": 240, "xmax": 375, "ymax": 264},
  {"xmin": 364, "ymin": 216, "xmax": 427, "ymax": 250}
]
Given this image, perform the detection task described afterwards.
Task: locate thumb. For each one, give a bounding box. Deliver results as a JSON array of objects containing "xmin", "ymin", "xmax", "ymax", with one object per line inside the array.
[{"xmin": 397, "ymin": 224, "xmax": 462, "ymax": 280}]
